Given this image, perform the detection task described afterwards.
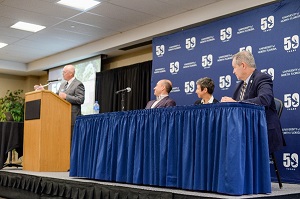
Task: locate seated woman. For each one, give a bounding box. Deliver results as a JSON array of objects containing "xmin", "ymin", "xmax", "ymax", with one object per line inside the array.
[{"xmin": 194, "ymin": 77, "xmax": 218, "ymax": 104}]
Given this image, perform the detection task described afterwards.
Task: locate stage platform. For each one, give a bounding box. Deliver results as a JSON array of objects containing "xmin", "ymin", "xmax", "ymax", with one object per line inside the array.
[{"xmin": 0, "ymin": 168, "xmax": 300, "ymax": 199}]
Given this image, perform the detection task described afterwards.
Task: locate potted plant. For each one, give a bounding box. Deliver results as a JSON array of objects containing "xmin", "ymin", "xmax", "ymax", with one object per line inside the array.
[{"xmin": 0, "ymin": 89, "xmax": 25, "ymax": 122}]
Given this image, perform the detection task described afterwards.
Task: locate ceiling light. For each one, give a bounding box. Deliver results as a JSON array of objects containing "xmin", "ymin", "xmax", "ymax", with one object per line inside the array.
[
  {"xmin": 57, "ymin": 0, "xmax": 100, "ymax": 11},
  {"xmin": 11, "ymin": 21, "xmax": 46, "ymax": 32},
  {"xmin": 0, "ymin": 43, "xmax": 8, "ymax": 48}
]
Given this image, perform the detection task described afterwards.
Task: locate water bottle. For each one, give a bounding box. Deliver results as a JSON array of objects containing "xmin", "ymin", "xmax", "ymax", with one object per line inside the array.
[{"xmin": 93, "ymin": 101, "xmax": 100, "ymax": 114}]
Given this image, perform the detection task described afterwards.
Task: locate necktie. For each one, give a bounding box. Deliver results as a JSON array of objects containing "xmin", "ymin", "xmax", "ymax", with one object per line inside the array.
[
  {"xmin": 63, "ymin": 82, "xmax": 68, "ymax": 91},
  {"xmin": 239, "ymin": 82, "xmax": 247, "ymax": 101}
]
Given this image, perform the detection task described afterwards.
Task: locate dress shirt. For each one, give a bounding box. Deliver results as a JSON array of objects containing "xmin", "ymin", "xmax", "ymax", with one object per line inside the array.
[{"xmin": 201, "ymin": 96, "xmax": 216, "ymax": 104}]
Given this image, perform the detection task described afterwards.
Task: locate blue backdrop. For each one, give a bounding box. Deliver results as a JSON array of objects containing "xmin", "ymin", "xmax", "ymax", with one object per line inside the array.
[{"xmin": 152, "ymin": 0, "xmax": 300, "ymax": 183}]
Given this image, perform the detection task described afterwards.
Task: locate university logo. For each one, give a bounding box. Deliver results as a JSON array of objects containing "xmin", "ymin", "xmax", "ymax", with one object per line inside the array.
[
  {"xmin": 170, "ymin": 61, "xmax": 180, "ymax": 74},
  {"xmin": 283, "ymin": 153, "xmax": 298, "ymax": 171},
  {"xmin": 261, "ymin": 16, "xmax": 274, "ymax": 32},
  {"xmin": 239, "ymin": 46, "xmax": 252, "ymax": 53},
  {"xmin": 284, "ymin": 35, "xmax": 299, "ymax": 52},
  {"xmin": 202, "ymin": 54, "xmax": 213, "ymax": 69},
  {"xmin": 184, "ymin": 81, "xmax": 195, "ymax": 94},
  {"xmin": 155, "ymin": 45, "xmax": 165, "ymax": 57},
  {"xmin": 284, "ymin": 93, "xmax": 299, "ymax": 110},
  {"xmin": 261, "ymin": 68, "xmax": 275, "ymax": 80},
  {"xmin": 220, "ymin": 27, "xmax": 232, "ymax": 42},
  {"xmin": 219, "ymin": 75, "xmax": 231, "ymax": 90},
  {"xmin": 186, "ymin": 37, "xmax": 196, "ymax": 50}
]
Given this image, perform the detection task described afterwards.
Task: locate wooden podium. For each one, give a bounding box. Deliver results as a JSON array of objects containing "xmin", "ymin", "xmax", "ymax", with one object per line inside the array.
[{"xmin": 23, "ymin": 90, "xmax": 71, "ymax": 171}]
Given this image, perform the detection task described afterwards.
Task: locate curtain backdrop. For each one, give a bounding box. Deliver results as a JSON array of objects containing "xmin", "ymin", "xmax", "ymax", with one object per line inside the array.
[{"xmin": 95, "ymin": 60, "xmax": 152, "ymax": 113}]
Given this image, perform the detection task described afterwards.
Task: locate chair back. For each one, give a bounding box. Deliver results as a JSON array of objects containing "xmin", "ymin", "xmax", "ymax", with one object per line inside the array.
[{"xmin": 274, "ymin": 98, "xmax": 283, "ymax": 118}]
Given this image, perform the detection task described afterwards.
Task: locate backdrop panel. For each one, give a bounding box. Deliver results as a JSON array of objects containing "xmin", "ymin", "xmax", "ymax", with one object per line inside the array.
[{"xmin": 152, "ymin": 0, "xmax": 300, "ymax": 183}]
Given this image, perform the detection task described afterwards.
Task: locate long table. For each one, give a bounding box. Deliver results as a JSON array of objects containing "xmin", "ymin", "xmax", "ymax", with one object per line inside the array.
[{"xmin": 70, "ymin": 103, "xmax": 271, "ymax": 195}]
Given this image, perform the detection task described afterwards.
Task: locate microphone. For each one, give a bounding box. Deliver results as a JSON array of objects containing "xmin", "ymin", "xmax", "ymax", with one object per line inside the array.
[
  {"xmin": 115, "ymin": 87, "xmax": 131, "ymax": 94},
  {"xmin": 47, "ymin": 78, "xmax": 62, "ymax": 83}
]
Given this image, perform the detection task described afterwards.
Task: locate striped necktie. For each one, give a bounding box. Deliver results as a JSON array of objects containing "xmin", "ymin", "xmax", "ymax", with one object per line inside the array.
[{"xmin": 239, "ymin": 82, "xmax": 247, "ymax": 101}]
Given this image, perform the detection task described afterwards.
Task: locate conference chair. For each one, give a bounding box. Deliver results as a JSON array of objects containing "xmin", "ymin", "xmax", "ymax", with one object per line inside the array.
[{"xmin": 272, "ymin": 97, "xmax": 283, "ymax": 189}]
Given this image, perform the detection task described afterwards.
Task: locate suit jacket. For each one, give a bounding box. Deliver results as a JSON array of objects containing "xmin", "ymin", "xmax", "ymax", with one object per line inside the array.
[
  {"xmin": 145, "ymin": 96, "xmax": 176, "ymax": 109},
  {"xmin": 58, "ymin": 78, "xmax": 85, "ymax": 125},
  {"xmin": 194, "ymin": 98, "xmax": 219, "ymax": 105},
  {"xmin": 233, "ymin": 69, "xmax": 285, "ymax": 153}
]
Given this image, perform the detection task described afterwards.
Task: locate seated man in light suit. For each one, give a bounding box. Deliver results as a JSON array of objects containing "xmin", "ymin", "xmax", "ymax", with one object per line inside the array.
[
  {"xmin": 194, "ymin": 77, "xmax": 219, "ymax": 105},
  {"xmin": 145, "ymin": 79, "xmax": 176, "ymax": 109},
  {"xmin": 57, "ymin": 65, "xmax": 85, "ymax": 136}
]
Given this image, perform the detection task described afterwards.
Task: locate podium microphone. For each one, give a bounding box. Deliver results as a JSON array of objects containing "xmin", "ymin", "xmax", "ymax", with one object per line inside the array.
[
  {"xmin": 47, "ymin": 78, "xmax": 62, "ymax": 83},
  {"xmin": 115, "ymin": 87, "xmax": 131, "ymax": 94}
]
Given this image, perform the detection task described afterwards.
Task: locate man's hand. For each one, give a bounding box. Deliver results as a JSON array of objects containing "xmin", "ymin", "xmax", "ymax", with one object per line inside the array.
[
  {"xmin": 59, "ymin": 92, "xmax": 67, "ymax": 99},
  {"xmin": 34, "ymin": 84, "xmax": 44, "ymax": 91},
  {"xmin": 221, "ymin": 96, "xmax": 237, "ymax": 102}
]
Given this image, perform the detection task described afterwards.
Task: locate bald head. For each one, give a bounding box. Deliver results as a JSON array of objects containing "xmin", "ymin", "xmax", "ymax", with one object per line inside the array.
[
  {"xmin": 62, "ymin": 64, "xmax": 75, "ymax": 81},
  {"xmin": 154, "ymin": 79, "xmax": 173, "ymax": 96},
  {"xmin": 160, "ymin": 79, "xmax": 173, "ymax": 93}
]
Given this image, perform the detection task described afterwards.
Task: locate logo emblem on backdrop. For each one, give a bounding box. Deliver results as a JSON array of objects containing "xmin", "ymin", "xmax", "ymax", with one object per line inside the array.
[
  {"xmin": 283, "ymin": 153, "xmax": 298, "ymax": 171},
  {"xmin": 156, "ymin": 45, "xmax": 165, "ymax": 57},
  {"xmin": 239, "ymin": 46, "xmax": 252, "ymax": 53},
  {"xmin": 202, "ymin": 54, "xmax": 213, "ymax": 69},
  {"xmin": 186, "ymin": 37, "xmax": 196, "ymax": 50},
  {"xmin": 261, "ymin": 16, "xmax": 274, "ymax": 32},
  {"xmin": 220, "ymin": 27, "xmax": 232, "ymax": 42},
  {"xmin": 284, "ymin": 93, "xmax": 299, "ymax": 110},
  {"xmin": 184, "ymin": 81, "xmax": 195, "ymax": 94},
  {"xmin": 261, "ymin": 68, "xmax": 275, "ymax": 80},
  {"xmin": 219, "ymin": 75, "xmax": 231, "ymax": 90},
  {"xmin": 170, "ymin": 61, "xmax": 180, "ymax": 74},
  {"xmin": 284, "ymin": 35, "xmax": 299, "ymax": 52}
]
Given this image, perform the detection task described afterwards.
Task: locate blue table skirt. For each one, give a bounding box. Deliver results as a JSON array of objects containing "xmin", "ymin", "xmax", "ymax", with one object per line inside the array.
[{"xmin": 70, "ymin": 103, "xmax": 271, "ymax": 195}]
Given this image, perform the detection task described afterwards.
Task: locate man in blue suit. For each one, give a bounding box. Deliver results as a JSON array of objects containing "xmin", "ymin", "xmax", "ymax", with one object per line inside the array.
[
  {"xmin": 145, "ymin": 79, "xmax": 176, "ymax": 109},
  {"xmin": 221, "ymin": 51, "xmax": 285, "ymax": 153}
]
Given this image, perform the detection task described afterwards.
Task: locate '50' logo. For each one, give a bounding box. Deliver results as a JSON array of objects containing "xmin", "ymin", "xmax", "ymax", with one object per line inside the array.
[
  {"xmin": 185, "ymin": 81, "xmax": 195, "ymax": 94},
  {"xmin": 284, "ymin": 93, "xmax": 299, "ymax": 108},
  {"xmin": 170, "ymin": 61, "xmax": 179, "ymax": 74},
  {"xmin": 239, "ymin": 46, "xmax": 252, "ymax": 53},
  {"xmin": 261, "ymin": 68, "xmax": 274, "ymax": 80},
  {"xmin": 283, "ymin": 153, "xmax": 298, "ymax": 169},
  {"xmin": 284, "ymin": 35, "xmax": 299, "ymax": 52},
  {"xmin": 219, "ymin": 75, "xmax": 231, "ymax": 90},
  {"xmin": 261, "ymin": 16, "xmax": 274, "ymax": 31},
  {"xmin": 186, "ymin": 37, "xmax": 196, "ymax": 50},
  {"xmin": 156, "ymin": 45, "xmax": 165, "ymax": 57},
  {"xmin": 220, "ymin": 27, "xmax": 232, "ymax": 41},
  {"xmin": 202, "ymin": 54, "xmax": 213, "ymax": 68}
]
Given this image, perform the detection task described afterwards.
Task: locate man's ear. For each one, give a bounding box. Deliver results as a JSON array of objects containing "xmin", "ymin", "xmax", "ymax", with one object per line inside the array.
[{"xmin": 241, "ymin": 62, "xmax": 246, "ymax": 69}]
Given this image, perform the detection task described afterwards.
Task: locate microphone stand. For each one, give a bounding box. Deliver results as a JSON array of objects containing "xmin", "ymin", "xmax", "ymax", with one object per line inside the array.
[{"xmin": 121, "ymin": 92, "xmax": 125, "ymax": 111}]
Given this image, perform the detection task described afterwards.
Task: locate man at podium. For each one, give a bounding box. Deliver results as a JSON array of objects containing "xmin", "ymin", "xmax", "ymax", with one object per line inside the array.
[
  {"xmin": 34, "ymin": 64, "xmax": 85, "ymax": 139},
  {"xmin": 57, "ymin": 65, "xmax": 85, "ymax": 138}
]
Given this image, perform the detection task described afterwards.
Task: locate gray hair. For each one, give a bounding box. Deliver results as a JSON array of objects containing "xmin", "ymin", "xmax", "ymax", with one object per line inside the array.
[{"xmin": 232, "ymin": 51, "xmax": 256, "ymax": 68}]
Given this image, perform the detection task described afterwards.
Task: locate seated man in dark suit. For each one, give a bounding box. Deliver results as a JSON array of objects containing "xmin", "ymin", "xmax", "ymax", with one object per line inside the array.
[
  {"xmin": 145, "ymin": 79, "xmax": 176, "ymax": 109},
  {"xmin": 221, "ymin": 51, "xmax": 285, "ymax": 153},
  {"xmin": 194, "ymin": 77, "xmax": 219, "ymax": 104}
]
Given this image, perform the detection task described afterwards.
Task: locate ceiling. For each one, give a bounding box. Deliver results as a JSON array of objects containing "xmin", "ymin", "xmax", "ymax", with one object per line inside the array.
[{"xmin": 0, "ymin": 0, "xmax": 275, "ymax": 76}]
